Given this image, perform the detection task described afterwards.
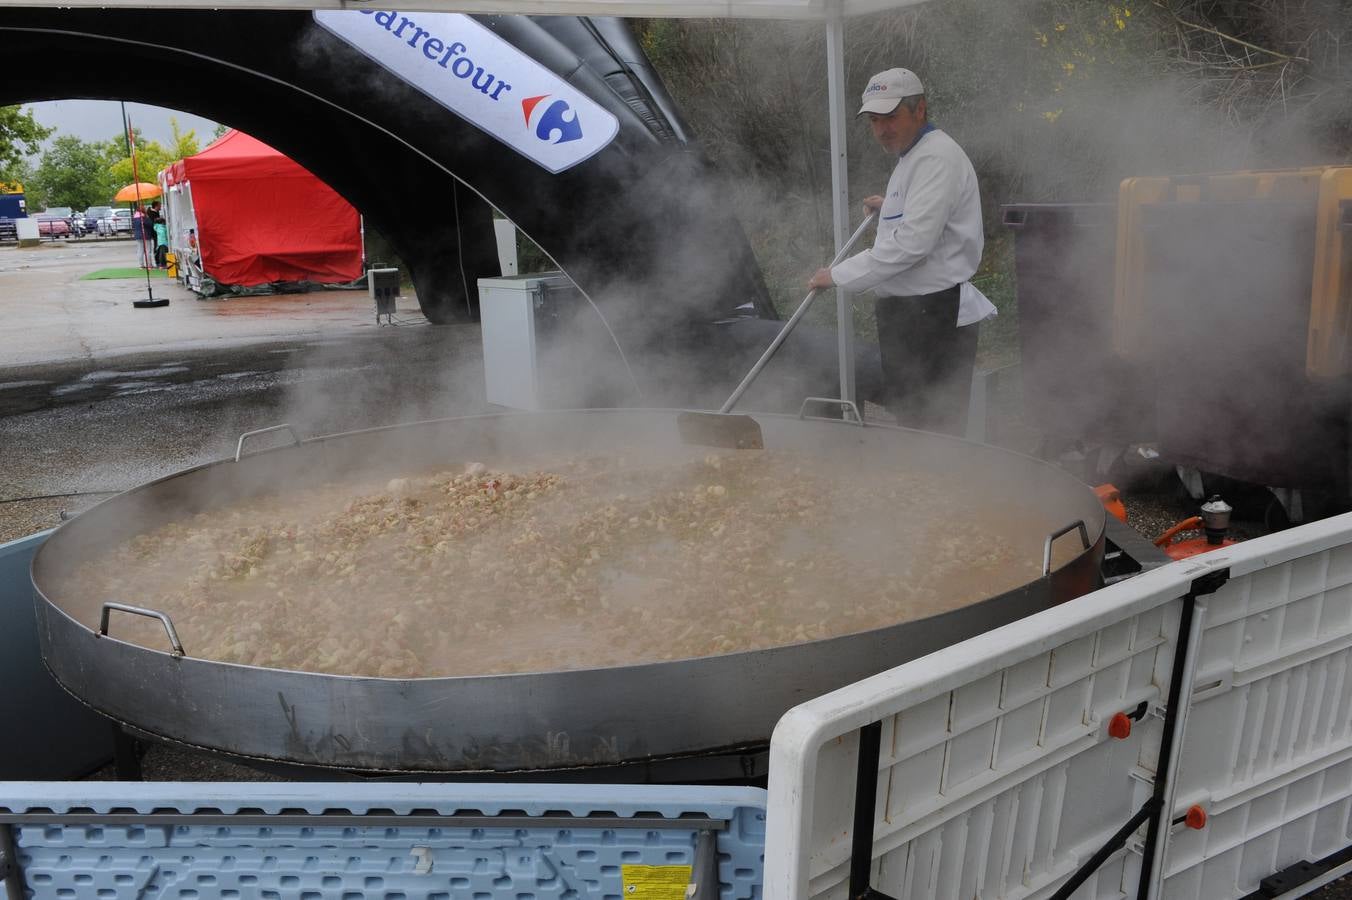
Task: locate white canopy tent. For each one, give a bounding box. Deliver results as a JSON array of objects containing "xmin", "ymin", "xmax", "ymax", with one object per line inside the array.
[{"xmin": 3, "ymin": 0, "xmax": 929, "ymax": 403}]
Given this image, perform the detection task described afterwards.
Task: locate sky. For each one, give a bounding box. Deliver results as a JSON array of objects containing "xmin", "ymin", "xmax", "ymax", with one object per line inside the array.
[{"xmin": 23, "ymin": 100, "xmax": 222, "ymax": 150}]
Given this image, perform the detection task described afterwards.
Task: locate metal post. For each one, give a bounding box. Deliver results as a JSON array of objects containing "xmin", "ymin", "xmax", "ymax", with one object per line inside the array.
[
  {"xmin": 825, "ymin": 6, "xmax": 855, "ymax": 406},
  {"xmin": 1142, "ymin": 590, "xmax": 1215, "ymax": 899}
]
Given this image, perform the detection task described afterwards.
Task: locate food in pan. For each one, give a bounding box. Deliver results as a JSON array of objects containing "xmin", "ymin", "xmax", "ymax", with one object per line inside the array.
[{"xmin": 57, "ymin": 450, "xmax": 1043, "ymax": 677}]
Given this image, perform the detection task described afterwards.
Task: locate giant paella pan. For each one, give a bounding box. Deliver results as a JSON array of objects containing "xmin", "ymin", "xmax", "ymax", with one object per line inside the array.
[{"xmin": 31, "ymin": 409, "xmax": 1106, "ymax": 773}]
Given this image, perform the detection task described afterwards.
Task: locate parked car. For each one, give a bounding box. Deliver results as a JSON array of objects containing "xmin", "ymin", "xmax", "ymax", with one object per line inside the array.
[
  {"xmin": 106, "ymin": 208, "xmax": 132, "ymax": 234},
  {"xmin": 82, "ymin": 206, "xmax": 113, "ymax": 236},
  {"xmin": 33, "ymin": 214, "xmax": 71, "ymax": 237},
  {"xmin": 34, "ymin": 207, "xmax": 74, "ymax": 237}
]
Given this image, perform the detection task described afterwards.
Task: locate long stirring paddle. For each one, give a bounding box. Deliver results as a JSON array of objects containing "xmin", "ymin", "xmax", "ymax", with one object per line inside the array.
[{"xmin": 677, "ymin": 212, "xmax": 878, "ymax": 449}]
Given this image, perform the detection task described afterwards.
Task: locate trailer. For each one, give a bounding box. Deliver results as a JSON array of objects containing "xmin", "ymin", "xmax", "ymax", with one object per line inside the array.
[
  {"xmin": 0, "ymin": 188, "xmax": 24, "ymax": 219},
  {"xmin": 0, "ymin": 184, "xmax": 26, "ymax": 241}
]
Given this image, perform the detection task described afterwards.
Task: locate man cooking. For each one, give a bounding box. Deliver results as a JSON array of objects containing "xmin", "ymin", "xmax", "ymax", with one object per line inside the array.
[{"xmin": 809, "ymin": 67, "xmax": 995, "ymax": 437}]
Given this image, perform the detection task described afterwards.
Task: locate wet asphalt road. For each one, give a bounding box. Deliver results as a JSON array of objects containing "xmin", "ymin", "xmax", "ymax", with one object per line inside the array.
[{"xmin": 0, "ymin": 240, "xmax": 491, "ymax": 540}]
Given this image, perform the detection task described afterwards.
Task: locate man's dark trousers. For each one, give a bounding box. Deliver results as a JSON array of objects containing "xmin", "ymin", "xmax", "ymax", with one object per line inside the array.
[{"xmin": 875, "ymin": 285, "xmax": 978, "ymax": 437}]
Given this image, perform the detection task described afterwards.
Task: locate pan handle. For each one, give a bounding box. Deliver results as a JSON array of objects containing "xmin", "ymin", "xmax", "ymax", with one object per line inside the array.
[
  {"xmin": 799, "ymin": 397, "xmax": 864, "ymax": 426},
  {"xmin": 98, "ymin": 602, "xmax": 185, "ymax": 656},
  {"xmin": 1043, "ymin": 520, "xmax": 1091, "ymax": 576},
  {"xmin": 235, "ymin": 424, "xmax": 302, "ymax": 462}
]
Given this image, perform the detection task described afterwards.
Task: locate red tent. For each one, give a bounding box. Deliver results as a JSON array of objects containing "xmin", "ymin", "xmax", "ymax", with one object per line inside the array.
[{"xmin": 164, "ymin": 130, "xmax": 362, "ymax": 287}]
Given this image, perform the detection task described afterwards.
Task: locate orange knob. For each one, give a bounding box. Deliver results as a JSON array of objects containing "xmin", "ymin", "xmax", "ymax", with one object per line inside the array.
[
  {"xmin": 1108, "ymin": 712, "xmax": 1132, "ymax": 739},
  {"xmin": 1184, "ymin": 805, "xmax": 1207, "ymax": 830},
  {"xmin": 1094, "ymin": 484, "xmax": 1128, "ymax": 524}
]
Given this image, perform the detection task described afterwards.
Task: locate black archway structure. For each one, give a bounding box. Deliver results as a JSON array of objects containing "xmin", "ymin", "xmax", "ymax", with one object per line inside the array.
[
  {"xmin": 1, "ymin": 9, "xmax": 880, "ymax": 409},
  {"xmin": 0, "ymin": 12, "xmax": 777, "ymax": 315}
]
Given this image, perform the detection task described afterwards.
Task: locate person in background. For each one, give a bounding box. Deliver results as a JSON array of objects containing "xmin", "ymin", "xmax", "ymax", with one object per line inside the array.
[
  {"xmin": 808, "ymin": 68, "xmax": 996, "ymax": 437},
  {"xmin": 153, "ymin": 219, "xmax": 169, "ymax": 268},
  {"xmin": 133, "ymin": 206, "xmax": 154, "ymax": 268},
  {"xmin": 183, "ymin": 228, "xmax": 201, "ymax": 288}
]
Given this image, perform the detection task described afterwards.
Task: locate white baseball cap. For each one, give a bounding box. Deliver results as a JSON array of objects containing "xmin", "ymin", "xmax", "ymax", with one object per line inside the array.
[{"xmin": 857, "ymin": 68, "xmax": 925, "ymax": 116}]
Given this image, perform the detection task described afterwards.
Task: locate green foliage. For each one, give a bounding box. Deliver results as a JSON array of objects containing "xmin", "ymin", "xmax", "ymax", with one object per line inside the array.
[
  {"xmin": 25, "ymin": 115, "xmax": 205, "ymax": 211},
  {"xmin": 168, "ymin": 117, "xmax": 201, "ymax": 162},
  {"xmin": 100, "ymin": 118, "xmax": 198, "ymax": 191},
  {"xmin": 633, "ymin": 0, "xmax": 1347, "ymax": 365},
  {"xmin": 5, "ymin": 160, "xmax": 40, "ymax": 208},
  {"xmin": 361, "ymin": 224, "xmax": 406, "ymax": 281},
  {"xmin": 107, "ymin": 136, "xmax": 173, "ymax": 188},
  {"xmin": 0, "ymin": 105, "xmax": 52, "ymax": 177},
  {"xmin": 30, "ymin": 135, "xmax": 117, "ymax": 210},
  {"xmin": 971, "ymin": 233, "xmax": 1020, "ymax": 370}
]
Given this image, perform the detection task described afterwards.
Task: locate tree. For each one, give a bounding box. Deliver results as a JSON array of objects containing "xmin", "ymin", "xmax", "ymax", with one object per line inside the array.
[
  {"xmin": 168, "ymin": 117, "xmax": 200, "ymax": 162},
  {"xmin": 101, "ymin": 118, "xmax": 205, "ymax": 193},
  {"xmin": 0, "ymin": 105, "xmax": 52, "ymax": 179},
  {"xmin": 31, "ymin": 135, "xmax": 117, "ymax": 210},
  {"xmin": 211, "ymin": 122, "xmax": 230, "ymax": 141},
  {"xmin": 106, "ymin": 135, "xmax": 174, "ymax": 189},
  {"xmin": 5, "ymin": 159, "xmax": 41, "ymax": 208}
]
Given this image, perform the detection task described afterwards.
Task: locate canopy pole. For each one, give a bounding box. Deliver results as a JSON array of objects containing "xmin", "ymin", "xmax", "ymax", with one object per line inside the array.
[
  {"xmin": 122, "ymin": 101, "xmax": 165, "ymax": 309},
  {"xmin": 825, "ymin": 6, "xmax": 855, "ymax": 406}
]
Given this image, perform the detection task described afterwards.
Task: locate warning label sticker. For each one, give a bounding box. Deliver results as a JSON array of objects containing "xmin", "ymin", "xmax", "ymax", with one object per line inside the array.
[{"xmin": 620, "ymin": 864, "xmax": 694, "ymax": 900}]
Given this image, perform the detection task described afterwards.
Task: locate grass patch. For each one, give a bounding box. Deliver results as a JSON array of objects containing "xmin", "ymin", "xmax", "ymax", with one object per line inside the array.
[
  {"xmin": 973, "ymin": 231, "xmax": 1020, "ymax": 371},
  {"xmin": 80, "ymin": 268, "xmax": 168, "ymax": 281}
]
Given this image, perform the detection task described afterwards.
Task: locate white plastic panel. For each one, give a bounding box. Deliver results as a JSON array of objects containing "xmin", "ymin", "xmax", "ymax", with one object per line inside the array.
[
  {"xmin": 1160, "ymin": 537, "xmax": 1352, "ymax": 898},
  {"xmin": 766, "ymin": 513, "xmax": 1352, "ymax": 900},
  {"xmin": 766, "ymin": 562, "xmax": 1191, "ymax": 900}
]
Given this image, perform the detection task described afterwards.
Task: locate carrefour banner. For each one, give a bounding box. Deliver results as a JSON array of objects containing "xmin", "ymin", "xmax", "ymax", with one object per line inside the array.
[{"xmin": 314, "ymin": 11, "xmax": 620, "ymax": 174}]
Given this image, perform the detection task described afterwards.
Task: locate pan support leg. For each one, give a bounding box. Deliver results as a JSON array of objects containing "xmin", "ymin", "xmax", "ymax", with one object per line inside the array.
[
  {"xmin": 112, "ymin": 723, "xmax": 144, "ymax": 781},
  {"xmin": 0, "ymin": 823, "xmax": 23, "ymax": 900}
]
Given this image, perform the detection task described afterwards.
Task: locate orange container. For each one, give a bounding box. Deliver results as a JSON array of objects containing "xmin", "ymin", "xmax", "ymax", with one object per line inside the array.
[
  {"xmin": 1307, "ymin": 167, "xmax": 1352, "ymax": 377},
  {"xmin": 1111, "ymin": 166, "xmax": 1352, "ymax": 488},
  {"xmin": 1112, "ymin": 167, "xmax": 1337, "ymax": 363}
]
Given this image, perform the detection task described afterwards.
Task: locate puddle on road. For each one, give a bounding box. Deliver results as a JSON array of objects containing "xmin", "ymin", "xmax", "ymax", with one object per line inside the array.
[
  {"xmin": 49, "ymin": 367, "xmax": 192, "ymax": 397},
  {"xmin": 0, "ymin": 380, "xmax": 52, "ymax": 391},
  {"xmin": 205, "ymin": 297, "xmax": 352, "ymax": 317},
  {"xmin": 79, "ymin": 367, "xmax": 190, "ymax": 382},
  {"xmin": 112, "ymin": 382, "xmax": 173, "ymax": 397}
]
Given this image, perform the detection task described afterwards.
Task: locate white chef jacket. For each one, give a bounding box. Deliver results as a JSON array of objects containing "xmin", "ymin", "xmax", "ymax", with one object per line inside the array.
[{"xmin": 830, "ymin": 126, "xmax": 996, "ymax": 326}]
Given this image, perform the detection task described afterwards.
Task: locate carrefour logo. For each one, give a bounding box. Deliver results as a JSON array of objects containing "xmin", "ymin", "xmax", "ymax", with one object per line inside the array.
[
  {"xmin": 522, "ymin": 95, "xmax": 582, "ymax": 144},
  {"xmin": 314, "ymin": 11, "xmax": 619, "ymax": 174}
]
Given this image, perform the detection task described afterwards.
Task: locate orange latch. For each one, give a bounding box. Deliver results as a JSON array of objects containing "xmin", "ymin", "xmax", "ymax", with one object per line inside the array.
[{"xmin": 1094, "ymin": 484, "xmax": 1128, "ymax": 523}]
